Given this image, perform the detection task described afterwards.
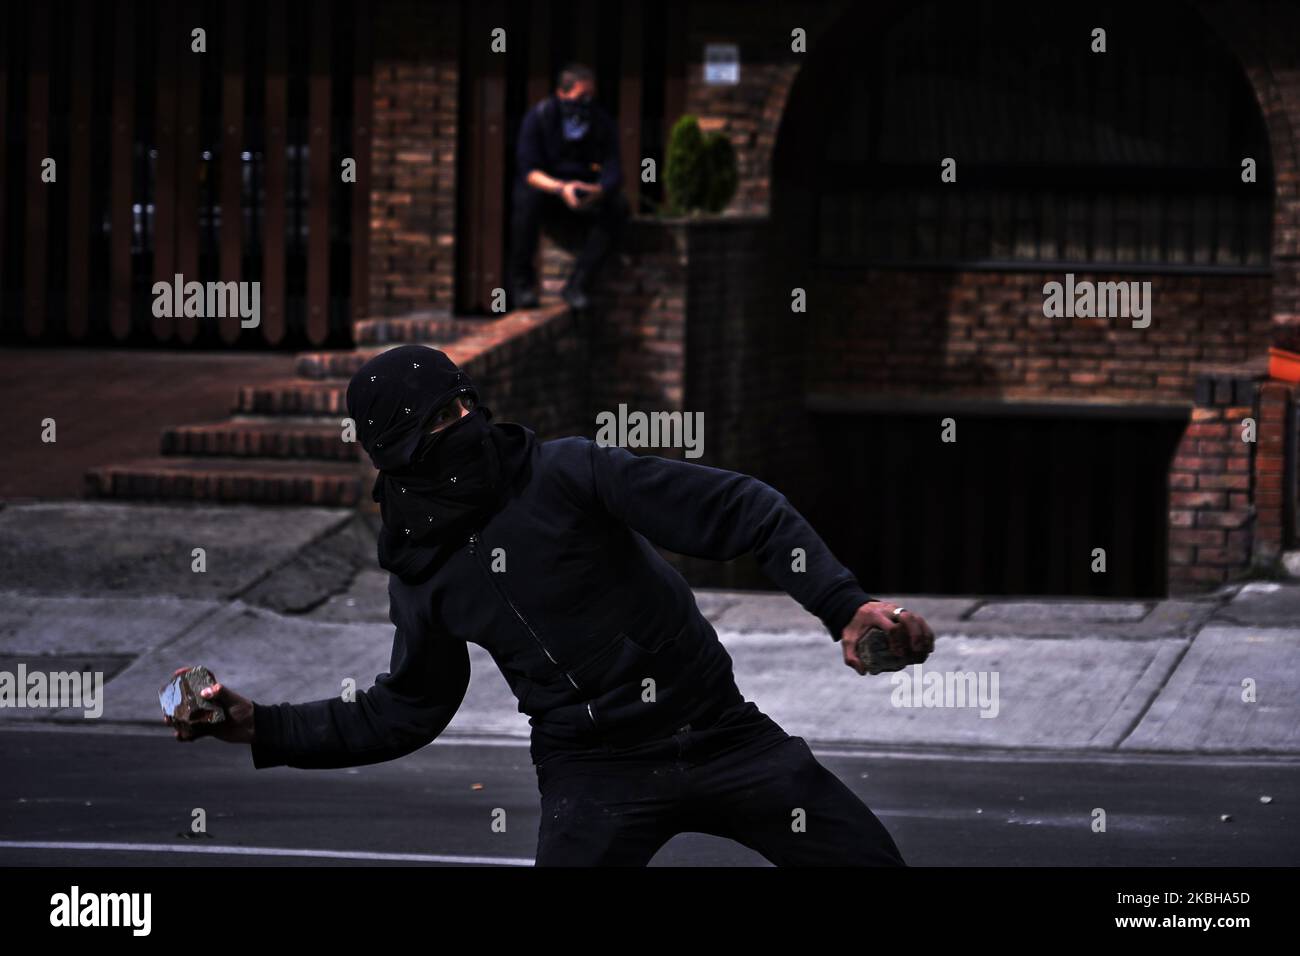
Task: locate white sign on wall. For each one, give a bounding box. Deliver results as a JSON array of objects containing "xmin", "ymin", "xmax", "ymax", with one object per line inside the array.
[{"xmin": 704, "ymin": 43, "xmax": 740, "ymax": 85}]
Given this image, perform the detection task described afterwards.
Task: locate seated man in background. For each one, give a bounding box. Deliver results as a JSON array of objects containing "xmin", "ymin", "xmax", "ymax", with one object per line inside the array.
[{"xmin": 509, "ymin": 62, "xmax": 630, "ymax": 311}]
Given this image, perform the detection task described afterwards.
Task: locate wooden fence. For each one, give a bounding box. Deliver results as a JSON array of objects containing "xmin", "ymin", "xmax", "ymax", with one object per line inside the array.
[{"xmin": 0, "ymin": 0, "xmax": 371, "ymax": 348}]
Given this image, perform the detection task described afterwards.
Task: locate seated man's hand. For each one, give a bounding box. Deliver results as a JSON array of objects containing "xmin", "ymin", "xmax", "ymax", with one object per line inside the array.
[
  {"xmin": 839, "ymin": 602, "xmax": 935, "ymax": 676},
  {"xmin": 570, "ymin": 181, "xmax": 603, "ymax": 209},
  {"xmin": 560, "ymin": 181, "xmax": 597, "ymax": 210},
  {"xmin": 163, "ymin": 666, "xmax": 256, "ymax": 745}
]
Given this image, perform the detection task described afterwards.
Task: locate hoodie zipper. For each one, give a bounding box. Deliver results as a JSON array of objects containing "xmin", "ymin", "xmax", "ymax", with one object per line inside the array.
[{"xmin": 467, "ymin": 533, "xmax": 583, "ymax": 694}]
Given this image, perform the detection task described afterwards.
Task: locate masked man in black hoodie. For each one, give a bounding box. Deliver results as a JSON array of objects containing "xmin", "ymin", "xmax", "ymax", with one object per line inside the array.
[{"xmin": 170, "ymin": 345, "xmax": 934, "ymax": 866}]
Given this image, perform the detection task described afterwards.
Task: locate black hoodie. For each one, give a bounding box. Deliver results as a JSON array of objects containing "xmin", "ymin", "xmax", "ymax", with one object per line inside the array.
[{"xmin": 249, "ymin": 430, "xmax": 876, "ymax": 770}]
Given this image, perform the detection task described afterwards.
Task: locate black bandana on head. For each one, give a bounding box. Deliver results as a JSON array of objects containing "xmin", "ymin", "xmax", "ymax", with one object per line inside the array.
[{"xmin": 346, "ymin": 345, "xmax": 535, "ymax": 584}]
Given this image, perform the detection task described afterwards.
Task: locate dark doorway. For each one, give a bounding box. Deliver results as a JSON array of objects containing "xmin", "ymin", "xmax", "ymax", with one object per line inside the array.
[{"xmin": 807, "ymin": 408, "xmax": 1187, "ymax": 597}]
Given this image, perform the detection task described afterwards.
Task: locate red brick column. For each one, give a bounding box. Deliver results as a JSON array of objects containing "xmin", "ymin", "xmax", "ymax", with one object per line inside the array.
[
  {"xmin": 1253, "ymin": 380, "xmax": 1294, "ymax": 561},
  {"xmin": 588, "ymin": 220, "xmax": 689, "ymax": 415},
  {"xmin": 1168, "ymin": 379, "xmax": 1259, "ymax": 591},
  {"xmin": 369, "ymin": 0, "xmax": 460, "ymax": 316}
]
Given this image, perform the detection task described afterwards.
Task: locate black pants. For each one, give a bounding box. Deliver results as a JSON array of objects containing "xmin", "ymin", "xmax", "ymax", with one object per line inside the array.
[
  {"xmin": 508, "ymin": 179, "xmax": 629, "ymax": 293},
  {"xmin": 533, "ymin": 700, "xmax": 906, "ymax": 866}
]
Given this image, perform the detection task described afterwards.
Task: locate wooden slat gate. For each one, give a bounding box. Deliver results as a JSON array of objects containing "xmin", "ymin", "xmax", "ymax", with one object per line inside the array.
[{"xmin": 0, "ymin": 0, "xmax": 370, "ymax": 349}]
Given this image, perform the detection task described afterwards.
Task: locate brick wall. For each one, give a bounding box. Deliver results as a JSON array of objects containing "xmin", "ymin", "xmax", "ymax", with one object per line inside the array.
[
  {"xmin": 1168, "ymin": 389, "xmax": 1257, "ymax": 590},
  {"xmin": 802, "ymin": 268, "xmax": 1280, "ymax": 590},
  {"xmin": 587, "ymin": 217, "xmax": 817, "ymax": 588},
  {"xmin": 1253, "ymin": 380, "xmax": 1296, "ymax": 562},
  {"xmin": 1163, "ymin": 373, "xmax": 1299, "ymax": 589},
  {"xmin": 588, "ymin": 221, "xmax": 689, "ymax": 417},
  {"xmin": 681, "ymin": 2, "xmax": 840, "ymax": 216},
  {"xmin": 369, "ymin": 0, "xmax": 460, "ymax": 316},
  {"xmin": 588, "ymin": 217, "xmax": 809, "ymax": 477},
  {"xmin": 551, "ymin": 212, "xmax": 1289, "ymax": 592},
  {"xmin": 457, "ymin": 309, "xmax": 592, "ymax": 443},
  {"xmin": 805, "ymin": 271, "xmax": 1274, "ymax": 403}
]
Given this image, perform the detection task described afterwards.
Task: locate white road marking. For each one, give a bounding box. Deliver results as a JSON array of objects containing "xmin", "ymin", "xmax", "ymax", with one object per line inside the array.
[{"xmin": 0, "ymin": 840, "xmax": 533, "ymax": 866}]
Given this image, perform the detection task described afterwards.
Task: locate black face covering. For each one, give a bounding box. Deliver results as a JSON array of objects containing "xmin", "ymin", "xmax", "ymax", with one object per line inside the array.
[
  {"xmin": 346, "ymin": 345, "xmax": 535, "ymax": 584},
  {"xmin": 379, "ymin": 405, "xmax": 504, "ymax": 543}
]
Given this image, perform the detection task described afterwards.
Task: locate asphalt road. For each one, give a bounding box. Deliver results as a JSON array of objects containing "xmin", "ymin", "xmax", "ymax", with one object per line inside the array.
[{"xmin": 2, "ymin": 726, "xmax": 1297, "ymax": 866}]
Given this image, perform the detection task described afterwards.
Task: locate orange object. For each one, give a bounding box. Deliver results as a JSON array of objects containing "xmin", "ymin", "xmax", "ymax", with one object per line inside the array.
[{"xmin": 1269, "ymin": 346, "xmax": 1300, "ymax": 383}]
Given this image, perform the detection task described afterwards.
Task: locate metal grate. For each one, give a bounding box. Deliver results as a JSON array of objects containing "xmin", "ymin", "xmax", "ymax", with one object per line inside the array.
[{"xmin": 811, "ymin": 0, "xmax": 1273, "ymax": 272}]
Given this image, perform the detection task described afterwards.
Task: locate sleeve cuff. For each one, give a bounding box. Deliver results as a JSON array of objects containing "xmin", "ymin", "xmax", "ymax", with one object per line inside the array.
[
  {"xmin": 249, "ymin": 702, "xmax": 286, "ymax": 770},
  {"xmin": 817, "ymin": 582, "xmax": 876, "ymax": 642}
]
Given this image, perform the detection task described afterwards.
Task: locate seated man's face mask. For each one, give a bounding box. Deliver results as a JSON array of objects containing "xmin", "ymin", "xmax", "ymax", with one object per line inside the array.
[
  {"xmin": 559, "ymin": 94, "xmax": 593, "ymax": 119},
  {"xmin": 559, "ymin": 94, "xmax": 593, "ymax": 140}
]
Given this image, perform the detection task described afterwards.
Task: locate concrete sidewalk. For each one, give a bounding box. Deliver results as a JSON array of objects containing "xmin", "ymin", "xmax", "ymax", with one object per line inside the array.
[{"xmin": 1, "ymin": 500, "xmax": 1297, "ymax": 754}]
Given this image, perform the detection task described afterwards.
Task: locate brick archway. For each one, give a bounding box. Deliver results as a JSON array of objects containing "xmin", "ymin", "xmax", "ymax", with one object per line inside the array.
[
  {"xmin": 755, "ymin": 0, "xmax": 1290, "ymax": 594},
  {"xmin": 1189, "ymin": 0, "xmax": 1300, "ymax": 561},
  {"xmin": 1191, "ymin": 2, "xmax": 1300, "ymax": 355}
]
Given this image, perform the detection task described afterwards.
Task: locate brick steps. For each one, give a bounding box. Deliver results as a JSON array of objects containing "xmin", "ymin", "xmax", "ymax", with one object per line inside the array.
[
  {"xmin": 85, "ymin": 456, "xmax": 363, "ymax": 506},
  {"xmin": 236, "ymin": 379, "xmax": 348, "ymax": 415},
  {"xmin": 83, "ymin": 305, "xmax": 569, "ymax": 506},
  {"xmin": 83, "ymin": 320, "xmax": 399, "ymax": 505},
  {"xmin": 295, "ymin": 347, "xmax": 392, "ymax": 380},
  {"xmin": 161, "ymin": 417, "xmax": 360, "ymax": 461},
  {"xmin": 352, "ymin": 312, "xmax": 461, "ymax": 345}
]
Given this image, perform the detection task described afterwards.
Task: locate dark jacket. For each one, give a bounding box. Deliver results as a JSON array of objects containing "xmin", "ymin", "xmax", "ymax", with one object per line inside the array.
[
  {"xmin": 516, "ymin": 96, "xmax": 623, "ymax": 194},
  {"xmin": 250, "ymin": 430, "xmax": 875, "ymax": 770}
]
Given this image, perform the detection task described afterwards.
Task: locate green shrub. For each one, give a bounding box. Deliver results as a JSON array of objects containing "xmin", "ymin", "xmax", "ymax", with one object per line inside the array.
[
  {"xmin": 664, "ymin": 114, "xmax": 706, "ymax": 214},
  {"xmin": 701, "ymin": 132, "xmax": 738, "ymax": 213},
  {"xmin": 663, "ymin": 114, "xmax": 738, "ymax": 215}
]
